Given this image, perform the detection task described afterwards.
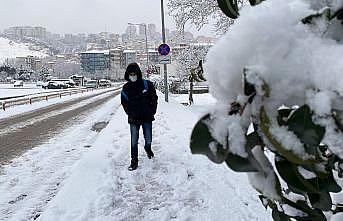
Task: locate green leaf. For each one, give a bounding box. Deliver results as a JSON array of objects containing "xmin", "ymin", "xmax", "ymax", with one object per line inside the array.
[
  {"xmin": 190, "ymin": 114, "xmax": 229, "ymax": 163},
  {"xmin": 217, "ymin": 0, "xmax": 239, "ymax": 19},
  {"xmin": 260, "ymin": 106, "xmax": 312, "ymax": 164},
  {"xmin": 302, "ymin": 8, "xmax": 331, "ymax": 24},
  {"xmin": 308, "ymin": 172, "xmax": 342, "ymax": 193},
  {"xmin": 333, "ymin": 204, "xmax": 343, "ymax": 214},
  {"xmin": 248, "ymin": 0, "xmax": 265, "ymax": 6},
  {"xmin": 225, "ymin": 130, "xmax": 266, "ymax": 172},
  {"xmin": 229, "ymin": 102, "xmax": 241, "ymax": 115},
  {"xmin": 275, "ymin": 157, "xmax": 319, "ymax": 194},
  {"xmin": 301, "ymin": 164, "xmax": 329, "ymax": 179},
  {"xmin": 332, "ymin": 109, "xmax": 343, "ymax": 132},
  {"xmin": 330, "ymin": 8, "xmax": 343, "ymax": 21},
  {"xmin": 258, "ymin": 195, "xmax": 272, "ymax": 209},
  {"xmin": 225, "ymin": 153, "xmax": 258, "ymax": 172},
  {"xmin": 277, "ymin": 107, "xmax": 292, "ymax": 126},
  {"xmin": 281, "ymin": 198, "xmax": 327, "ymax": 221},
  {"xmin": 294, "ymin": 203, "xmax": 327, "ymax": 221},
  {"xmin": 286, "ymin": 105, "xmax": 325, "ymax": 155},
  {"xmin": 308, "ymin": 191, "xmax": 332, "ymax": 211},
  {"xmin": 243, "ymin": 67, "xmax": 270, "ymax": 98},
  {"xmin": 272, "ymin": 208, "xmax": 291, "ymax": 221},
  {"xmin": 243, "ymin": 67, "xmax": 256, "ymax": 96},
  {"xmin": 246, "ymin": 130, "xmax": 264, "ymax": 149}
]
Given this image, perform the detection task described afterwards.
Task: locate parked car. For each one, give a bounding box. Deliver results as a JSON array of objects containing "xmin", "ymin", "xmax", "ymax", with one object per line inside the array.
[
  {"xmin": 99, "ymin": 79, "xmax": 112, "ymax": 87},
  {"xmin": 13, "ymin": 80, "xmax": 24, "ymax": 87},
  {"xmin": 45, "ymin": 81, "xmax": 68, "ymax": 89},
  {"xmin": 49, "ymin": 79, "xmax": 76, "ymax": 88},
  {"xmin": 85, "ymin": 80, "xmax": 98, "ymax": 88}
]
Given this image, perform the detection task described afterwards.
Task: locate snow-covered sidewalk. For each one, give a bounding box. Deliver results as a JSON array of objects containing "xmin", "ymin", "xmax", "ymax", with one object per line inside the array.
[{"xmin": 38, "ymin": 95, "xmax": 272, "ymax": 221}]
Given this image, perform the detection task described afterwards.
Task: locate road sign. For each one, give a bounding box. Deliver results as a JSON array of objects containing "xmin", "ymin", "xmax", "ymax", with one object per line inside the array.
[
  {"xmin": 158, "ymin": 44, "xmax": 170, "ymax": 56},
  {"xmin": 159, "ymin": 55, "xmax": 171, "ymax": 64}
]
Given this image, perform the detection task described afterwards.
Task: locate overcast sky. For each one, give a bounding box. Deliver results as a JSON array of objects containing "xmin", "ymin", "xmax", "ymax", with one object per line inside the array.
[{"xmin": 0, "ymin": 0, "xmax": 214, "ymax": 36}]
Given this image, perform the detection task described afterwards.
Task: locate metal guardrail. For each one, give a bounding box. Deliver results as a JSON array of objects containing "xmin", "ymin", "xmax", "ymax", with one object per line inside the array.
[
  {"xmin": 0, "ymin": 87, "xmax": 118, "ymax": 111},
  {"xmin": 0, "ymin": 88, "xmax": 69, "ymax": 101}
]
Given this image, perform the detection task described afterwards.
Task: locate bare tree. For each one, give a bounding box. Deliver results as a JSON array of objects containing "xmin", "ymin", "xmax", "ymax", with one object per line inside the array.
[{"xmin": 168, "ymin": 0, "xmax": 244, "ymax": 35}]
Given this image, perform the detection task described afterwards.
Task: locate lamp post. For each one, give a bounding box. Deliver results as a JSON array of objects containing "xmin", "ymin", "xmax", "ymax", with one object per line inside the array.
[
  {"xmin": 127, "ymin": 23, "xmax": 149, "ymax": 71},
  {"xmin": 160, "ymin": 0, "xmax": 168, "ymax": 102}
]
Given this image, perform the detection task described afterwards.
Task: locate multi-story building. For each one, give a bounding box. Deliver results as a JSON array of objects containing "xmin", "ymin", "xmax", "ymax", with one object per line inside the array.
[
  {"xmin": 148, "ymin": 49, "xmax": 160, "ymax": 65},
  {"xmin": 123, "ymin": 50, "xmax": 137, "ymax": 68},
  {"xmin": 138, "ymin": 24, "xmax": 146, "ymax": 37},
  {"xmin": 4, "ymin": 26, "xmax": 46, "ymax": 39},
  {"xmin": 121, "ymin": 33, "xmax": 129, "ymax": 43},
  {"xmin": 147, "ymin": 24, "xmax": 157, "ymax": 39},
  {"xmin": 109, "ymin": 48, "xmax": 124, "ymax": 69},
  {"xmin": 126, "ymin": 25, "xmax": 137, "ymax": 39},
  {"xmin": 80, "ymin": 50, "xmax": 110, "ymax": 73},
  {"xmin": 109, "ymin": 33, "xmax": 120, "ymax": 42},
  {"xmin": 15, "ymin": 56, "xmax": 41, "ymax": 71}
]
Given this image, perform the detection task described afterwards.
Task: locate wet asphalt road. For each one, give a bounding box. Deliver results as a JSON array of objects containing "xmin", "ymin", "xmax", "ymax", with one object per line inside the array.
[{"xmin": 0, "ymin": 89, "xmax": 120, "ymax": 165}]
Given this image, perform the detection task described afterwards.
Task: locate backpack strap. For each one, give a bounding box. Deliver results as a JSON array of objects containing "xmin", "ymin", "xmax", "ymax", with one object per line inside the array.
[
  {"xmin": 121, "ymin": 90, "xmax": 129, "ymax": 101},
  {"xmin": 143, "ymin": 79, "xmax": 148, "ymax": 91}
]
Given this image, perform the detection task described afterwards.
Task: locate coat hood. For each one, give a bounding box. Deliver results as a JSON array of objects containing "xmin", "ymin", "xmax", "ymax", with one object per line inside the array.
[{"xmin": 124, "ymin": 62, "xmax": 142, "ymax": 81}]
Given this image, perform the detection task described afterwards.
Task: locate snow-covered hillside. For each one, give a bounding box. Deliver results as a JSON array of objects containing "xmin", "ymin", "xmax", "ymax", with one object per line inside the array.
[{"xmin": 0, "ymin": 37, "xmax": 48, "ymax": 64}]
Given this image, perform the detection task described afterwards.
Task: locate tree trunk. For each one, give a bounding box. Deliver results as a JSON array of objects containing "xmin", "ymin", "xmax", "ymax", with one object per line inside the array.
[{"xmin": 189, "ymin": 80, "xmax": 194, "ymax": 105}]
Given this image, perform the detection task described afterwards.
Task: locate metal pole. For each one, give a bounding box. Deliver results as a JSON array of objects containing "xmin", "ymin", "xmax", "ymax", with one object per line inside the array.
[
  {"xmin": 161, "ymin": 0, "xmax": 168, "ymax": 102},
  {"xmin": 144, "ymin": 24, "xmax": 149, "ymax": 71}
]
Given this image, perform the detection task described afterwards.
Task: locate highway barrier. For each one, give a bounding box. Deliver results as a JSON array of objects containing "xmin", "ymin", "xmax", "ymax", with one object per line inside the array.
[{"xmin": 0, "ymin": 87, "xmax": 120, "ymax": 111}]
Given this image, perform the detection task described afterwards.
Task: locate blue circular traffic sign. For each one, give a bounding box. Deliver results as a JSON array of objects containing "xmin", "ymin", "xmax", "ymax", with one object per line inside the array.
[{"xmin": 158, "ymin": 44, "xmax": 170, "ymax": 56}]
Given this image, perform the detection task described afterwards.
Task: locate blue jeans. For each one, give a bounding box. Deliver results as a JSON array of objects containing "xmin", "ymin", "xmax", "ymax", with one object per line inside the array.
[{"xmin": 130, "ymin": 122, "xmax": 152, "ymax": 161}]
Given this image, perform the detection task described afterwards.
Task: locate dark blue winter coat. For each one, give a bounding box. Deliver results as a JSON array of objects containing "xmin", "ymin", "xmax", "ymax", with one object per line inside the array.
[{"xmin": 121, "ymin": 63, "xmax": 158, "ymax": 124}]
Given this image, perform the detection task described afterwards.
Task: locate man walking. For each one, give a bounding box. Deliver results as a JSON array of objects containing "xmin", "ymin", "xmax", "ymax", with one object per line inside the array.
[{"xmin": 121, "ymin": 63, "xmax": 158, "ymax": 171}]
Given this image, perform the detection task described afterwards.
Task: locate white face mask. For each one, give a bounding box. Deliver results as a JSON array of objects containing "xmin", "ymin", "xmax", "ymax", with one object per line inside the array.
[{"xmin": 129, "ymin": 75, "xmax": 137, "ymax": 82}]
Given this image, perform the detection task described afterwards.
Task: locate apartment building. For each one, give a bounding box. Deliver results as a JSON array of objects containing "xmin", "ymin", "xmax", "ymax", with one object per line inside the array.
[{"xmin": 80, "ymin": 50, "xmax": 110, "ymax": 73}]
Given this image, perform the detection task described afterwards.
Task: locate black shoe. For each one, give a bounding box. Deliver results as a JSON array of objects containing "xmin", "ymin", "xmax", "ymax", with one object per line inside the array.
[
  {"xmin": 146, "ymin": 149, "xmax": 154, "ymax": 159},
  {"xmin": 128, "ymin": 159, "xmax": 138, "ymax": 171}
]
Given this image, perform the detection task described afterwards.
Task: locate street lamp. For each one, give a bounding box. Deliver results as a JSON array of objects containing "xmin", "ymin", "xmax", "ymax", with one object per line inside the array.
[{"xmin": 127, "ymin": 23, "xmax": 149, "ymax": 71}]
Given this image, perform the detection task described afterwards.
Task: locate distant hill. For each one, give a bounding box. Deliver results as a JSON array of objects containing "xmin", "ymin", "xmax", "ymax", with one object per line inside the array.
[{"xmin": 0, "ymin": 37, "xmax": 49, "ymax": 64}]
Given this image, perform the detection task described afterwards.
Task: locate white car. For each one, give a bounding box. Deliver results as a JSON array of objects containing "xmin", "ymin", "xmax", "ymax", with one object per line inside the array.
[
  {"xmin": 13, "ymin": 80, "xmax": 24, "ymax": 87},
  {"xmin": 85, "ymin": 80, "xmax": 98, "ymax": 88}
]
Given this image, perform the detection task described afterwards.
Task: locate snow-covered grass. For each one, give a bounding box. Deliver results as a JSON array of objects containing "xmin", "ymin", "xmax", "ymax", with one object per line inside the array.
[
  {"xmin": 170, "ymin": 93, "xmax": 217, "ymax": 116},
  {"xmin": 0, "ymin": 83, "xmax": 53, "ymax": 98},
  {"xmin": 0, "ymin": 93, "xmax": 272, "ymax": 221}
]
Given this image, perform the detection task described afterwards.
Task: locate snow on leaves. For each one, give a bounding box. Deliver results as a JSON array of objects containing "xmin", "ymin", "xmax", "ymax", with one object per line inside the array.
[{"xmin": 190, "ymin": 0, "xmax": 343, "ymax": 220}]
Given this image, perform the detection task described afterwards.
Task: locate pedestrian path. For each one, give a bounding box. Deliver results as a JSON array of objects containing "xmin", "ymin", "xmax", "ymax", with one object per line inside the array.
[{"xmin": 39, "ymin": 95, "xmax": 272, "ymax": 221}]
